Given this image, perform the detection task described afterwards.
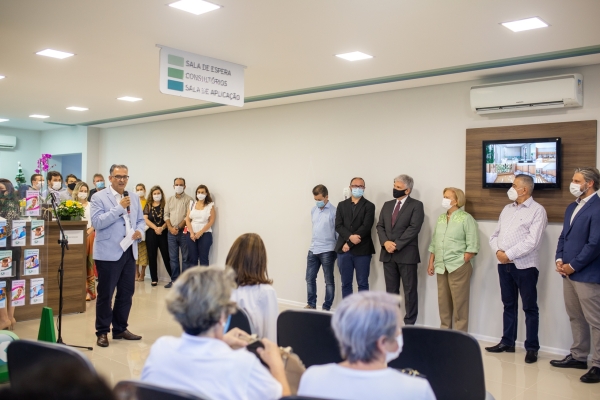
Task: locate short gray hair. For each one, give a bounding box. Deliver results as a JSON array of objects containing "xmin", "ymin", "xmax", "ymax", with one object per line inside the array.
[
  {"xmin": 575, "ymin": 167, "xmax": 600, "ymax": 191},
  {"xmin": 166, "ymin": 267, "xmax": 236, "ymax": 335},
  {"xmin": 514, "ymin": 174, "xmax": 534, "ymax": 194},
  {"xmin": 394, "ymin": 174, "xmax": 414, "ymax": 190},
  {"xmin": 109, "ymin": 164, "xmax": 128, "ymax": 175},
  {"xmin": 332, "ymin": 292, "xmax": 401, "ymax": 363}
]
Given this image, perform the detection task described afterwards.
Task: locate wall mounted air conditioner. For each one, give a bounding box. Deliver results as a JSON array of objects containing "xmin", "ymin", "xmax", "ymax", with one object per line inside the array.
[
  {"xmin": 470, "ymin": 74, "xmax": 583, "ymax": 114},
  {"xmin": 0, "ymin": 135, "xmax": 16, "ymax": 149}
]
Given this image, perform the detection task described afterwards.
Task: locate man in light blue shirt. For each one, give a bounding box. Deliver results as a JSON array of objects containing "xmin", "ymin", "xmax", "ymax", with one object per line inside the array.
[{"xmin": 306, "ymin": 184, "xmax": 338, "ymax": 311}]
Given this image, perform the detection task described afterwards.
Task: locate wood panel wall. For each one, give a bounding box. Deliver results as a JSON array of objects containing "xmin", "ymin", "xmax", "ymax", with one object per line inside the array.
[{"xmin": 465, "ymin": 120, "xmax": 597, "ymax": 223}]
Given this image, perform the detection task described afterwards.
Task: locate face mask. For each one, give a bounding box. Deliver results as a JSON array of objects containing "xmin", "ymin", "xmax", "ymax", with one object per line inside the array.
[
  {"xmin": 174, "ymin": 186, "xmax": 184, "ymax": 194},
  {"xmin": 197, "ymin": 193, "xmax": 206, "ymax": 201},
  {"xmin": 223, "ymin": 314, "xmax": 232, "ymax": 334},
  {"xmin": 33, "ymin": 182, "xmax": 41, "ymax": 190},
  {"xmin": 316, "ymin": 200, "xmax": 325, "ymax": 208},
  {"xmin": 136, "ymin": 190, "xmax": 145, "ymax": 197},
  {"xmin": 507, "ymin": 187, "xmax": 519, "ymax": 201},
  {"xmin": 385, "ymin": 334, "xmax": 404, "ymax": 363},
  {"xmin": 570, "ymin": 182, "xmax": 585, "ymax": 197},
  {"xmin": 351, "ymin": 188, "xmax": 364, "ymax": 198},
  {"xmin": 393, "ymin": 189, "xmax": 407, "ymax": 199},
  {"xmin": 67, "ymin": 183, "xmax": 77, "ymax": 191},
  {"xmin": 96, "ymin": 181, "xmax": 105, "ymax": 189},
  {"xmin": 52, "ymin": 182, "xmax": 62, "ymax": 191},
  {"xmin": 77, "ymin": 192, "xmax": 87, "ymax": 200},
  {"xmin": 153, "ymin": 194, "xmax": 162, "ymax": 202},
  {"xmin": 441, "ymin": 198, "xmax": 453, "ymax": 210}
]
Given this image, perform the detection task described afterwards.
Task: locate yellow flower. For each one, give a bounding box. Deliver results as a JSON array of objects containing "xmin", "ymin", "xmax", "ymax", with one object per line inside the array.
[{"xmin": 66, "ymin": 200, "xmax": 73, "ymax": 207}]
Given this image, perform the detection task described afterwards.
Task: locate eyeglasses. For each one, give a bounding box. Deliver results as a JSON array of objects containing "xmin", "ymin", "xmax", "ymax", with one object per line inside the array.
[
  {"xmin": 350, "ymin": 185, "xmax": 365, "ymax": 189},
  {"xmin": 112, "ymin": 175, "xmax": 129, "ymax": 181}
]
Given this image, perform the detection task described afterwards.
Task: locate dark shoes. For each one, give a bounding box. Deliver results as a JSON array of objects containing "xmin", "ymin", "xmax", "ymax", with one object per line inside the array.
[
  {"xmin": 580, "ymin": 367, "xmax": 600, "ymax": 383},
  {"xmin": 525, "ymin": 350, "xmax": 538, "ymax": 364},
  {"xmin": 550, "ymin": 354, "xmax": 588, "ymax": 369},
  {"xmin": 96, "ymin": 333, "xmax": 109, "ymax": 347},
  {"xmin": 485, "ymin": 342, "xmax": 515, "ymax": 353},
  {"xmin": 164, "ymin": 282, "xmax": 173, "ymax": 288},
  {"xmin": 113, "ymin": 330, "xmax": 142, "ymax": 340}
]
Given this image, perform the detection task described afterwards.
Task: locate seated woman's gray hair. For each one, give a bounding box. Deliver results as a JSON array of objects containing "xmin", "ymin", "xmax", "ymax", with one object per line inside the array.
[
  {"xmin": 332, "ymin": 291, "xmax": 401, "ymax": 363},
  {"xmin": 166, "ymin": 266, "xmax": 237, "ymax": 335}
]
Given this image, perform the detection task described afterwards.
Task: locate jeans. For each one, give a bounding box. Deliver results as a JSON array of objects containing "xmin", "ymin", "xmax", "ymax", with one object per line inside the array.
[
  {"xmin": 186, "ymin": 232, "xmax": 213, "ymax": 266},
  {"xmin": 306, "ymin": 250, "xmax": 336, "ymax": 310},
  {"xmin": 498, "ymin": 263, "xmax": 540, "ymax": 351},
  {"xmin": 338, "ymin": 252, "xmax": 371, "ymax": 298},
  {"xmin": 168, "ymin": 230, "xmax": 188, "ymax": 282}
]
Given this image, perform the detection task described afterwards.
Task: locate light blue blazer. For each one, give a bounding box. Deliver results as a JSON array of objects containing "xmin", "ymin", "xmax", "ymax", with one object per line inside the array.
[{"xmin": 91, "ymin": 187, "xmax": 146, "ymax": 262}]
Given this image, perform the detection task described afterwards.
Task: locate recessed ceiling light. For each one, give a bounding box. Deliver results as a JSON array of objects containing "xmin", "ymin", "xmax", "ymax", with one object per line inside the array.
[
  {"xmin": 66, "ymin": 106, "xmax": 89, "ymax": 111},
  {"xmin": 0, "ymin": 118, "xmax": 9, "ymax": 123},
  {"xmin": 36, "ymin": 49, "xmax": 75, "ymax": 59},
  {"xmin": 29, "ymin": 114, "xmax": 50, "ymax": 119},
  {"xmin": 169, "ymin": 0, "xmax": 220, "ymax": 15},
  {"xmin": 335, "ymin": 51, "xmax": 373, "ymax": 61},
  {"xmin": 117, "ymin": 96, "xmax": 142, "ymax": 102},
  {"xmin": 0, "ymin": 76, "xmax": 5, "ymax": 80},
  {"xmin": 501, "ymin": 17, "xmax": 548, "ymax": 32}
]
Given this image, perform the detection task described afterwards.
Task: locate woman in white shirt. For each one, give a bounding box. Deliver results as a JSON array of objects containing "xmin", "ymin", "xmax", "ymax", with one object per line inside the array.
[
  {"xmin": 73, "ymin": 182, "xmax": 96, "ymax": 301},
  {"xmin": 141, "ymin": 267, "xmax": 290, "ymax": 400},
  {"xmin": 185, "ymin": 184, "xmax": 215, "ymax": 267},
  {"xmin": 298, "ymin": 291, "xmax": 436, "ymax": 400},
  {"xmin": 227, "ymin": 233, "xmax": 278, "ymax": 342}
]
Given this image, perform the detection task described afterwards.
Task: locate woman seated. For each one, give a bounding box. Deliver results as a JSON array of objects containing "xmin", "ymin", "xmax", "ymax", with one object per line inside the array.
[
  {"xmin": 141, "ymin": 267, "xmax": 290, "ymax": 400},
  {"xmin": 298, "ymin": 291, "xmax": 436, "ymax": 400},
  {"xmin": 227, "ymin": 233, "xmax": 278, "ymax": 341}
]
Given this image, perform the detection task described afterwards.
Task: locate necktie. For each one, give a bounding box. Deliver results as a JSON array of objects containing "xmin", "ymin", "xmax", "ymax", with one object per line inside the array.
[{"xmin": 391, "ymin": 200, "xmax": 401, "ymax": 226}]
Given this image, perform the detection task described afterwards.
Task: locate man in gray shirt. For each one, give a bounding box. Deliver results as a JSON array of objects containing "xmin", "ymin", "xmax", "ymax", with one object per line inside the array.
[{"xmin": 164, "ymin": 177, "xmax": 193, "ymax": 288}]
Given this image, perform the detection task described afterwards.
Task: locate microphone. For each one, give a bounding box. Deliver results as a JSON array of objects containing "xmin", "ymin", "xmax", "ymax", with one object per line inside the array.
[{"xmin": 123, "ymin": 191, "xmax": 130, "ymax": 214}]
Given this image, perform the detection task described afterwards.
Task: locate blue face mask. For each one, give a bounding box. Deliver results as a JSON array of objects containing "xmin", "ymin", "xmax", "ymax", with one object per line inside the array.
[
  {"xmin": 316, "ymin": 200, "xmax": 325, "ymax": 208},
  {"xmin": 96, "ymin": 181, "xmax": 105, "ymax": 189},
  {"xmin": 351, "ymin": 188, "xmax": 364, "ymax": 198},
  {"xmin": 223, "ymin": 314, "xmax": 232, "ymax": 334}
]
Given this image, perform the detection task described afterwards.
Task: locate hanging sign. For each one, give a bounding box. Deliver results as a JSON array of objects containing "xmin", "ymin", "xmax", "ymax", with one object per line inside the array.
[{"xmin": 158, "ymin": 45, "xmax": 245, "ymax": 107}]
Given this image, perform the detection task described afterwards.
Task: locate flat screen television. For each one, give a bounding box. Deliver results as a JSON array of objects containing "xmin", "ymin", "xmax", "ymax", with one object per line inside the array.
[{"xmin": 482, "ymin": 137, "xmax": 561, "ymax": 189}]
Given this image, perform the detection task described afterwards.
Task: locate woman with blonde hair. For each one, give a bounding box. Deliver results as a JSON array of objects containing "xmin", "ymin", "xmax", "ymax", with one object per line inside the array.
[
  {"xmin": 73, "ymin": 181, "xmax": 96, "ymax": 301},
  {"xmin": 135, "ymin": 183, "xmax": 148, "ymax": 281},
  {"xmin": 227, "ymin": 233, "xmax": 278, "ymax": 341},
  {"xmin": 427, "ymin": 187, "xmax": 479, "ymax": 332}
]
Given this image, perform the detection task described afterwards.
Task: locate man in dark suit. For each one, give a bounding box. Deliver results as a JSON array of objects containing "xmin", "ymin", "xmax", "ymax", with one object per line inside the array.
[
  {"xmin": 551, "ymin": 167, "xmax": 600, "ymax": 384},
  {"xmin": 376, "ymin": 174, "xmax": 424, "ymax": 325},
  {"xmin": 335, "ymin": 177, "xmax": 375, "ymax": 298}
]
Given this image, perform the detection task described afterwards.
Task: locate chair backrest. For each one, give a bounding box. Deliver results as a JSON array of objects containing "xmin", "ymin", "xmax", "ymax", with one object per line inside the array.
[
  {"xmin": 277, "ymin": 310, "xmax": 343, "ymax": 368},
  {"xmin": 114, "ymin": 380, "xmax": 207, "ymax": 400},
  {"xmin": 7, "ymin": 339, "xmax": 96, "ymax": 391},
  {"xmin": 227, "ymin": 307, "xmax": 254, "ymax": 335},
  {"xmin": 388, "ymin": 326, "xmax": 486, "ymax": 400},
  {"xmin": 280, "ymin": 396, "xmax": 333, "ymax": 400}
]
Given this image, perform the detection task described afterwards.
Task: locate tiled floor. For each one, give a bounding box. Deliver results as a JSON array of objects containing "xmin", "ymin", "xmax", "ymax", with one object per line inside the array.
[{"xmin": 9, "ymin": 279, "xmax": 600, "ymax": 400}]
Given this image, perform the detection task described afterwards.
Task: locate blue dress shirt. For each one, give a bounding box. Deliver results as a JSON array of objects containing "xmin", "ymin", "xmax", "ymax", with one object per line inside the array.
[{"xmin": 310, "ymin": 201, "xmax": 338, "ymax": 254}]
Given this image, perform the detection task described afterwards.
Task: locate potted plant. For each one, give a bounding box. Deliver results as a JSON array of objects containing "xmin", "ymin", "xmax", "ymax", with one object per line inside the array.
[{"xmin": 55, "ymin": 200, "xmax": 85, "ymax": 221}]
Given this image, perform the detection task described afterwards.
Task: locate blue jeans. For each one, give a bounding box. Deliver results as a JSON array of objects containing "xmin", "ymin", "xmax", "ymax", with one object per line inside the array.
[
  {"xmin": 306, "ymin": 251, "xmax": 336, "ymax": 310},
  {"xmin": 498, "ymin": 263, "xmax": 540, "ymax": 351},
  {"xmin": 186, "ymin": 232, "xmax": 213, "ymax": 266},
  {"xmin": 168, "ymin": 230, "xmax": 188, "ymax": 282},
  {"xmin": 338, "ymin": 252, "xmax": 371, "ymax": 298}
]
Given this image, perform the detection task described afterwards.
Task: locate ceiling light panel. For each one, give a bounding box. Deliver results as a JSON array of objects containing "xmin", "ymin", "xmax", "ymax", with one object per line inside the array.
[
  {"xmin": 66, "ymin": 106, "xmax": 89, "ymax": 111},
  {"xmin": 335, "ymin": 51, "xmax": 373, "ymax": 61},
  {"xmin": 0, "ymin": 76, "xmax": 5, "ymax": 80},
  {"xmin": 36, "ymin": 49, "xmax": 75, "ymax": 59},
  {"xmin": 0, "ymin": 119, "xmax": 9, "ymax": 122},
  {"xmin": 29, "ymin": 114, "xmax": 49, "ymax": 119},
  {"xmin": 117, "ymin": 96, "xmax": 142, "ymax": 102},
  {"xmin": 502, "ymin": 17, "xmax": 548, "ymax": 32},
  {"xmin": 169, "ymin": 0, "xmax": 220, "ymax": 15}
]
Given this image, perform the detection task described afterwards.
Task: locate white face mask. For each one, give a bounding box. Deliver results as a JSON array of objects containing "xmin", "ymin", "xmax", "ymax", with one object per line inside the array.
[
  {"xmin": 174, "ymin": 186, "xmax": 184, "ymax": 194},
  {"xmin": 197, "ymin": 193, "xmax": 206, "ymax": 201},
  {"xmin": 77, "ymin": 192, "xmax": 88, "ymax": 200},
  {"xmin": 153, "ymin": 194, "xmax": 162, "ymax": 202},
  {"xmin": 570, "ymin": 182, "xmax": 585, "ymax": 198},
  {"xmin": 136, "ymin": 190, "xmax": 145, "ymax": 197},
  {"xmin": 52, "ymin": 182, "xmax": 62, "ymax": 191},
  {"xmin": 507, "ymin": 187, "xmax": 519, "ymax": 201},
  {"xmin": 33, "ymin": 182, "xmax": 42, "ymax": 190},
  {"xmin": 385, "ymin": 334, "xmax": 404, "ymax": 363},
  {"xmin": 441, "ymin": 198, "xmax": 453, "ymax": 210}
]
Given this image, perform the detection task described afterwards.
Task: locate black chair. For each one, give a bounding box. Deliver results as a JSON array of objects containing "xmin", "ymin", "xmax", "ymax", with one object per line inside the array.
[
  {"xmin": 227, "ymin": 306, "xmax": 254, "ymax": 335},
  {"xmin": 114, "ymin": 380, "xmax": 208, "ymax": 400},
  {"xmin": 388, "ymin": 326, "xmax": 494, "ymax": 400},
  {"xmin": 7, "ymin": 339, "xmax": 96, "ymax": 391},
  {"xmin": 277, "ymin": 310, "xmax": 343, "ymax": 368},
  {"xmin": 280, "ymin": 396, "xmax": 333, "ymax": 400}
]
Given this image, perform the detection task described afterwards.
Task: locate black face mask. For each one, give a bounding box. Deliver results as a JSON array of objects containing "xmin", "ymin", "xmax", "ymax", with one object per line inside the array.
[
  {"xmin": 68, "ymin": 183, "xmax": 77, "ymax": 190},
  {"xmin": 393, "ymin": 189, "xmax": 407, "ymax": 199}
]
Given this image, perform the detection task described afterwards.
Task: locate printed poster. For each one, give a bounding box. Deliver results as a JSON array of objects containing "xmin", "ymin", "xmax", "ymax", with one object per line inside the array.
[
  {"xmin": 0, "ymin": 250, "xmax": 13, "ymax": 278},
  {"xmin": 31, "ymin": 220, "xmax": 44, "ymax": 245},
  {"xmin": 11, "ymin": 280, "xmax": 25, "ymax": 306},
  {"xmin": 25, "ymin": 190, "xmax": 41, "ymax": 216},
  {"xmin": 0, "ymin": 220, "xmax": 6, "ymax": 247},
  {"xmin": 30, "ymin": 278, "xmax": 44, "ymax": 305},
  {"xmin": 11, "ymin": 220, "xmax": 26, "ymax": 246},
  {"xmin": 24, "ymin": 249, "xmax": 40, "ymax": 276},
  {"xmin": 0, "ymin": 281, "xmax": 6, "ymax": 308}
]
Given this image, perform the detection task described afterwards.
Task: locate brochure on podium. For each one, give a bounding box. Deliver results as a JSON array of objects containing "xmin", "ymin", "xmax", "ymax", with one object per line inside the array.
[
  {"xmin": 30, "ymin": 278, "xmax": 44, "ymax": 305},
  {"xmin": 11, "ymin": 220, "xmax": 26, "ymax": 247},
  {"xmin": 11, "ymin": 280, "xmax": 25, "ymax": 307},
  {"xmin": 0, "ymin": 250, "xmax": 13, "ymax": 278},
  {"xmin": 24, "ymin": 249, "xmax": 40, "ymax": 276}
]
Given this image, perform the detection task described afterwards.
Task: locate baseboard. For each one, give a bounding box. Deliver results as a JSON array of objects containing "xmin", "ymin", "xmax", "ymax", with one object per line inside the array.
[{"xmin": 277, "ymin": 298, "xmax": 306, "ymax": 309}]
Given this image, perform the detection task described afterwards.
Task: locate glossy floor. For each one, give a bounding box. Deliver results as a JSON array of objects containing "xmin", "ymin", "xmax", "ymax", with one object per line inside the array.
[{"xmin": 10, "ymin": 280, "xmax": 600, "ymax": 400}]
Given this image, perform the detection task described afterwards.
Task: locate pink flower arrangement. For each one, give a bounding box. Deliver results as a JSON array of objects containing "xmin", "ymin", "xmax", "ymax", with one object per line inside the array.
[{"xmin": 35, "ymin": 153, "xmax": 54, "ymax": 174}]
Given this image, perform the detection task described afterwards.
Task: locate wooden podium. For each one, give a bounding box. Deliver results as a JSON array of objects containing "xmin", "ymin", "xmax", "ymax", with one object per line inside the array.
[{"xmin": 14, "ymin": 220, "xmax": 87, "ymax": 320}]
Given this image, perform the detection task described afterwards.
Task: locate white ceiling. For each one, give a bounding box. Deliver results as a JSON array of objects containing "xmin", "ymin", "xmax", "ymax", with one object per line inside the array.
[{"xmin": 0, "ymin": 0, "xmax": 599, "ymax": 131}]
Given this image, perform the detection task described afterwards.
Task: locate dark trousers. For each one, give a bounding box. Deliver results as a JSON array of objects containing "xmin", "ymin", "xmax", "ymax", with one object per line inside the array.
[
  {"xmin": 338, "ymin": 252, "xmax": 371, "ymax": 298},
  {"xmin": 306, "ymin": 250, "xmax": 336, "ymax": 310},
  {"xmin": 186, "ymin": 232, "xmax": 213, "ymax": 266},
  {"xmin": 168, "ymin": 230, "xmax": 188, "ymax": 282},
  {"xmin": 384, "ymin": 262, "xmax": 418, "ymax": 325},
  {"xmin": 146, "ymin": 229, "xmax": 171, "ymax": 282},
  {"xmin": 95, "ymin": 248, "xmax": 135, "ymax": 336},
  {"xmin": 498, "ymin": 263, "xmax": 540, "ymax": 351}
]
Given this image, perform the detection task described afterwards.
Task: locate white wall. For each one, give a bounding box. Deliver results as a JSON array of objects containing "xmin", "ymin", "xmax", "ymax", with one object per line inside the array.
[
  {"xmin": 0, "ymin": 126, "xmax": 41, "ymax": 183},
  {"xmin": 97, "ymin": 63, "xmax": 600, "ymax": 353}
]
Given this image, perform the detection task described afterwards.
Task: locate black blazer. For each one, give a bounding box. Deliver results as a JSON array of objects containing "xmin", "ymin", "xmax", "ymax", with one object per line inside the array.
[
  {"xmin": 376, "ymin": 196, "xmax": 424, "ymax": 264},
  {"xmin": 334, "ymin": 197, "xmax": 376, "ymax": 255}
]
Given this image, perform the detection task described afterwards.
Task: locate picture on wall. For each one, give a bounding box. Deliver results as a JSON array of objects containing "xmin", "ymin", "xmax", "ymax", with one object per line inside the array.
[
  {"xmin": 0, "ymin": 220, "xmax": 7, "ymax": 247},
  {"xmin": 0, "ymin": 281, "xmax": 6, "ymax": 309},
  {"xmin": 30, "ymin": 220, "xmax": 45, "ymax": 246},
  {"xmin": 30, "ymin": 278, "xmax": 44, "ymax": 305},
  {"xmin": 24, "ymin": 249, "xmax": 40, "ymax": 276},
  {"xmin": 11, "ymin": 220, "xmax": 26, "ymax": 247},
  {"xmin": 11, "ymin": 279, "xmax": 25, "ymax": 307},
  {"xmin": 0, "ymin": 250, "xmax": 13, "ymax": 278}
]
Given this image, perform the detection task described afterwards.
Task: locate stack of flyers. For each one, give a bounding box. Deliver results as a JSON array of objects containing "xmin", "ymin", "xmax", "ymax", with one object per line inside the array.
[
  {"xmin": 0, "ymin": 281, "xmax": 6, "ymax": 308},
  {"xmin": 0, "ymin": 250, "xmax": 13, "ymax": 278},
  {"xmin": 0, "ymin": 220, "xmax": 6, "ymax": 247},
  {"xmin": 11, "ymin": 220, "xmax": 26, "ymax": 246},
  {"xmin": 24, "ymin": 249, "xmax": 40, "ymax": 276},
  {"xmin": 31, "ymin": 220, "xmax": 45, "ymax": 245},
  {"xmin": 11, "ymin": 280, "xmax": 25, "ymax": 306},
  {"xmin": 25, "ymin": 190, "xmax": 41, "ymax": 216},
  {"xmin": 30, "ymin": 278, "xmax": 44, "ymax": 305}
]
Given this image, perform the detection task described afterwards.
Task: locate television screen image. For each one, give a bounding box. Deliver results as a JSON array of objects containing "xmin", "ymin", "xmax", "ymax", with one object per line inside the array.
[{"xmin": 482, "ymin": 137, "xmax": 561, "ymax": 189}]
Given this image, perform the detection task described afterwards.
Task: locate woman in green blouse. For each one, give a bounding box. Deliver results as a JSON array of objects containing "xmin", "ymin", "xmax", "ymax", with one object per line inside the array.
[{"xmin": 427, "ymin": 187, "xmax": 479, "ymax": 332}]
